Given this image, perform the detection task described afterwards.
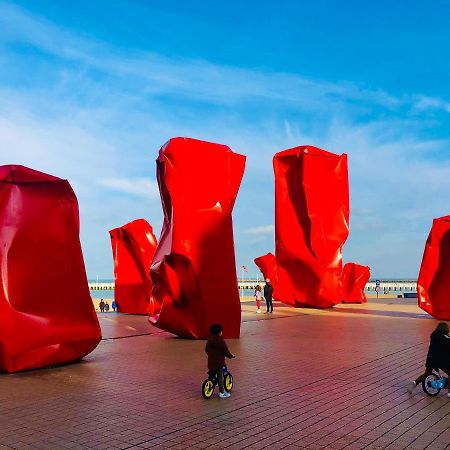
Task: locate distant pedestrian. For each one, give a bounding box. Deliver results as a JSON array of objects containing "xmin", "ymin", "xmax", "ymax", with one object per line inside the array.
[
  {"xmin": 104, "ymin": 301, "xmax": 110, "ymax": 312},
  {"xmin": 112, "ymin": 300, "xmax": 117, "ymax": 312},
  {"xmin": 254, "ymin": 285, "xmax": 262, "ymax": 313},
  {"xmin": 264, "ymin": 278, "xmax": 274, "ymax": 313},
  {"xmin": 407, "ymin": 322, "xmax": 450, "ymax": 397},
  {"xmin": 205, "ymin": 324, "xmax": 235, "ymax": 399},
  {"xmin": 99, "ymin": 299, "xmax": 105, "ymax": 313}
]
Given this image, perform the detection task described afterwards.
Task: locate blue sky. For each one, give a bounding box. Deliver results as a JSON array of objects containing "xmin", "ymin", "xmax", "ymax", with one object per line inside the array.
[{"xmin": 1, "ymin": 0, "xmax": 450, "ymax": 279}]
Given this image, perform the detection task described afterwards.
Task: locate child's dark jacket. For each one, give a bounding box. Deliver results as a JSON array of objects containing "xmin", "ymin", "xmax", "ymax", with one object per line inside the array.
[
  {"xmin": 205, "ymin": 335, "xmax": 233, "ymax": 370},
  {"xmin": 426, "ymin": 330, "xmax": 450, "ymax": 369}
]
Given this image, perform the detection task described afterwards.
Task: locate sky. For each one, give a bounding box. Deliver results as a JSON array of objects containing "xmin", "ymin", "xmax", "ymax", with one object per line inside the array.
[{"xmin": 1, "ymin": 0, "xmax": 450, "ymax": 279}]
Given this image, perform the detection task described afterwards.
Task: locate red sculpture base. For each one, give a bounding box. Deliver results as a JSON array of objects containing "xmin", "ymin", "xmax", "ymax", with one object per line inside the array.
[
  {"xmin": 254, "ymin": 253, "xmax": 282, "ymax": 300},
  {"xmin": 341, "ymin": 263, "xmax": 370, "ymax": 304},
  {"xmin": 110, "ymin": 219, "xmax": 158, "ymax": 315}
]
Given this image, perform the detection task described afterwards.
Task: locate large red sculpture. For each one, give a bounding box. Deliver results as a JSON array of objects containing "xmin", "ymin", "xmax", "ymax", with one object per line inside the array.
[
  {"xmin": 268, "ymin": 145, "xmax": 349, "ymax": 308},
  {"xmin": 109, "ymin": 219, "xmax": 158, "ymax": 314},
  {"xmin": 417, "ymin": 215, "xmax": 450, "ymax": 320},
  {"xmin": 341, "ymin": 262, "xmax": 370, "ymax": 304},
  {"xmin": 149, "ymin": 137, "xmax": 246, "ymax": 339},
  {"xmin": 0, "ymin": 165, "xmax": 101, "ymax": 373}
]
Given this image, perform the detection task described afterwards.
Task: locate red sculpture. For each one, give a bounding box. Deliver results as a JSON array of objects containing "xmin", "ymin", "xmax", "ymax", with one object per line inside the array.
[
  {"xmin": 109, "ymin": 219, "xmax": 158, "ymax": 314},
  {"xmin": 417, "ymin": 215, "xmax": 450, "ymax": 320},
  {"xmin": 269, "ymin": 145, "xmax": 349, "ymax": 308},
  {"xmin": 0, "ymin": 165, "xmax": 101, "ymax": 373},
  {"xmin": 150, "ymin": 137, "xmax": 246, "ymax": 338},
  {"xmin": 254, "ymin": 253, "xmax": 281, "ymax": 299},
  {"xmin": 341, "ymin": 263, "xmax": 370, "ymax": 304}
]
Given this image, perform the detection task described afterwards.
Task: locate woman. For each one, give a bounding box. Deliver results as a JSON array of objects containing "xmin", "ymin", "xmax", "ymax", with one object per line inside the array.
[
  {"xmin": 254, "ymin": 285, "xmax": 262, "ymax": 313},
  {"xmin": 408, "ymin": 322, "xmax": 450, "ymax": 397}
]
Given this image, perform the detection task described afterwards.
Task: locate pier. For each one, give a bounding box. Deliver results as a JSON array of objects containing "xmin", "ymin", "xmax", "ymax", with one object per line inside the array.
[
  {"xmin": 88, "ymin": 282, "xmax": 115, "ymax": 290},
  {"xmin": 89, "ymin": 279, "xmax": 418, "ymax": 292}
]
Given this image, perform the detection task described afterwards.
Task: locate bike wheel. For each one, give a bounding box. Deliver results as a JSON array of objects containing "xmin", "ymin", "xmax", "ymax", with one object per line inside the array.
[
  {"xmin": 422, "ymin": 372, "xmax": 441, "ymax": 396},
  {"xmin": 202, "ymin": 379, "xmax": 215, "ymax": 399},
  {"xmin": 224, "ymin": 373, "xmax": 233, "ymax": 392}
]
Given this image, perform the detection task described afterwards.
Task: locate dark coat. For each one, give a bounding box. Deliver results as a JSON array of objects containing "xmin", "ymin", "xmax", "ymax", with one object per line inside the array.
[
  {"xmin": 205, "ymin": 335, "xmax": 233, "ymax": 370},
  {"xmin": 426, "ymin": 330, "xmax": 450, "ymax": 369},
  {"xmin": 264, "ymin": 283, "xmax": 273, "ymax": 299}
]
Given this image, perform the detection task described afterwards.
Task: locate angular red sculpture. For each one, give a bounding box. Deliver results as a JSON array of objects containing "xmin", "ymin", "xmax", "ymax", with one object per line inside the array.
[
  {"xmin": 254, "ymin": 253, "xmax": 281, "ymax": 300},
  {"xmin": 109, "ymin": 219, "xmax": 158, "ymax": 314},
  {"xmin": 417, "ymin": 215, "xmax": 450, "ymax": 320},
  {"xmin": 273, "ymin": 145, "xmax": 349, "ymax": 308},
  {"xmin": 341, "ymin": 263, "xmax": 370, "ymax": 304},
  {"xmin": 149, "ymin": 137, "xmax": 246, "ymax": 338},
  {"xmin": 0, "ymin": 165, "xmax": 101, "ymax": 373}
]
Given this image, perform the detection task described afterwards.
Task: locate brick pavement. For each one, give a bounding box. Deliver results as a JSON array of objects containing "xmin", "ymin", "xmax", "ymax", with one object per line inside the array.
[{"xmin": 0, "ymin": 300, "xmax": 449, "ymax": 450}]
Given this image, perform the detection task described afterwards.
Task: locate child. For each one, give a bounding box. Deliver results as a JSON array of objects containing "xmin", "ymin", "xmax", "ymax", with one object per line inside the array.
[
  {"xmin": 254, "ymin": 285, "xmax": 262, "ymax": 313},
  {"xmin": 407, "ymin": 322, "xmax": 450, "ymax": 397},
  {"xmin": 205, "ymin": 324, "xmax": 235, "ymax": 398}
]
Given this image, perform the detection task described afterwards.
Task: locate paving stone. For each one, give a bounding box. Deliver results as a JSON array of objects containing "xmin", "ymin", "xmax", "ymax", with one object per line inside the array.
[{"xmin": 0, "ymin": 300, "xmax": 448, "ymax": 449}]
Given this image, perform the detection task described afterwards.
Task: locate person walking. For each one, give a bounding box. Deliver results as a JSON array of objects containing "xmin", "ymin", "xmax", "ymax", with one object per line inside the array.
[
  {"xmin": 254, "ymin": 285, "xmax": 262, "ymax": 313},
  {"xmin": 264, "ymin": 278, "xmax": 274, "ymax": 313},
  {"xmin": 407, "ymin": 322, "xmax": 450, "ymax": 397},
  {"xmin": 104, "ymin": 301, "xmax": 110, "ymax": 312},
  {"xmin": 99, "ymin": 299, "xmax": 105, "ymax": 313}
]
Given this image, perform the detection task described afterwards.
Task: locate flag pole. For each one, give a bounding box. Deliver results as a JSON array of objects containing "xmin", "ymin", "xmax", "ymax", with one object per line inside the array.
[{"xmin": 240, "ymin": 266, "xmax": 244, "ymax": 301}]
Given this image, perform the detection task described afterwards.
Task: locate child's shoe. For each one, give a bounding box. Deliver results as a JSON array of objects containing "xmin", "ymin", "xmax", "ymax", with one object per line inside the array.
[
  {"xmin": 219, "ymin": 391, "xmax": 231, "ymax": 398},
  {"xmin": 407, "ymin": 381, "xmax": 416, "ymax": 393},
  {"xmin": 257, "ymin": 309, "xmax": 261, "ymax": 313}
]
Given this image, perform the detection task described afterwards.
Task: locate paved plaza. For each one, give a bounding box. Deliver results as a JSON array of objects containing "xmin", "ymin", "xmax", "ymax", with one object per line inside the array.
[{"xmin": 1, "ymin": 299, "xmax": 449, "ymax": 450}]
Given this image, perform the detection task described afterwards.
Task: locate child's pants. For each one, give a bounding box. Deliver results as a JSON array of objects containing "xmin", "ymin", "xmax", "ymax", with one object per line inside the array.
[
  {"xmin": 256, "ymin": 300, "xmax": 261, "ymax": 310},
  {"xmin": 210, "ymin": 368, "xmax": 225, "ymax": 393}
]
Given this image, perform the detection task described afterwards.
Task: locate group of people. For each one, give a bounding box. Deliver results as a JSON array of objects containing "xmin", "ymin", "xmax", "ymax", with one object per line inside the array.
[
  {"xmin": 99, "ymin": 282, "xmax": 450, "ymax": 401},
  {"xmin": 204, "ymin": 278, "xmax": 275, "ymax": 399},
  {"xmin": 253, "ymin": 280, "xmax": 450, "ymax": 400},
  {"xmin": 254, "ymin": 278, "xmax": 274, "ymax": 313},
  {"xmin": 207, "ymin": 318, "xmax": 450, "ymax": 401},
  {"xmin": 98, "ymin": 299, "xmax": 117, "ymax": 312}
]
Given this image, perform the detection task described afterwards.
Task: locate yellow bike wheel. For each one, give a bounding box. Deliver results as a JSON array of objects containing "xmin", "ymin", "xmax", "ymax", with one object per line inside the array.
[
  {"xmin": 225, "ymin": 373, "xmax": 233, "ymax": 392},
  {"xmin": 202, "ymin": 379, "xmax": 215, "ymax": 399}
]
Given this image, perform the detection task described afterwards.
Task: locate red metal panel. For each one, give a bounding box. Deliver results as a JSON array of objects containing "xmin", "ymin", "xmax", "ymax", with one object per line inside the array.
[
  {"xmin": 149, "ymin": 137, "xmax": 246, "ymax": 338},
  {"xmin": 109, "ymin": 219, "xmax": 158, "ymax": 314},
  {"xmin": 254, "ymin": 253, "xmax": 281, "ymax": 300},
  {"xmin": 273, "ymin": 145, "xmax": 349, "ymax": 308},
  {"xmin": 417, "ymin": 215, "xmax": 450, "ymax": 320},
  {"xmin": 341, "ymin": 263, "xmax": 370, "ymax": 304},
  {"xmin": 0, "ymin": 165, "xmax": 101, "ymax": 373}
]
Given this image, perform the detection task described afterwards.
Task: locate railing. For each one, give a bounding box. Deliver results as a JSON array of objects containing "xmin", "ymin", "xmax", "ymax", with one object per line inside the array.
[
  {"xmin": 88, "ymin": 282, "xmax": 114, "ymax": 290},
  {"xmin": 88, "ymin": 279, "xmax": 419, "ymax": 292}
]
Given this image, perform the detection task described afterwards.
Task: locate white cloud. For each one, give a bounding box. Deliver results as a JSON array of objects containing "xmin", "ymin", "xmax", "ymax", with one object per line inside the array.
[
  {"xmin": 2, "ymin": 1, "xmax": 450, "ymax": 279},
  {"xmin": 0, "ymin": 2, "xmax": 402, "ymax": 112},
  {"xmin": 0, "ymin": 107, "xmax": 117, "ymax": 182},
  {"xmin": 97, "ymin": 177, "xmax": 159, "ymax": 198},
  {"xmin": 243, "ymin": 225, "xmax": 275, "ymax": 236},
  {"xmin": 413, "ymin": 95, "xmax": 450, "ymax": 113}
]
